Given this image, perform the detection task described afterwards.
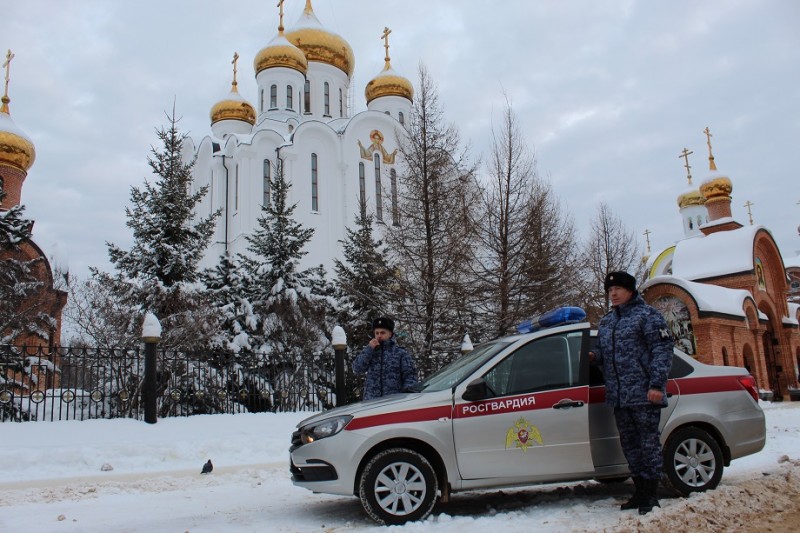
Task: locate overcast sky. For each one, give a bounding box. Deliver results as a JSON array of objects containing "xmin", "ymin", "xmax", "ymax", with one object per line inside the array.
[{"xmin": 5, "ymin": 0, "xmax": 800, "ymax": 279}]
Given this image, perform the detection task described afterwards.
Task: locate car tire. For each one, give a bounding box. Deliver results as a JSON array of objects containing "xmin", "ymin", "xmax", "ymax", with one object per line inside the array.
[
  {"xmin": 358, "ymin": 447, "xmax": 438, "ymax": 525},
  {"xmin": 662, "ymin": 426, "xmax": 724, "ymax": 496}
]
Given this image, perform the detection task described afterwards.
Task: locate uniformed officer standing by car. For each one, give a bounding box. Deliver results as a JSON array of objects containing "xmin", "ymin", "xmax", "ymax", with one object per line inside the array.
[
  {"xmin": 591, "ymin": 271, "xmax": 673, "ymax": 515},
  {"xmin": 353, "ymin": 317, "xmax": 418, "ymax": 400}
]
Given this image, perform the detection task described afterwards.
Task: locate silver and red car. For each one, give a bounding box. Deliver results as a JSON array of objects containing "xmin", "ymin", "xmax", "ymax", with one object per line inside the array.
[{"xmin": 289, "ymin": 308, "xmax": 766, "ymax": 525}]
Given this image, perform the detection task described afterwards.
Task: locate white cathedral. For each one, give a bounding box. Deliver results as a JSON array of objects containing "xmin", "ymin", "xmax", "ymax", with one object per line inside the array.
[{"xmin": 185, "ymin": 0, "xmax": 413, "ymax": 274}]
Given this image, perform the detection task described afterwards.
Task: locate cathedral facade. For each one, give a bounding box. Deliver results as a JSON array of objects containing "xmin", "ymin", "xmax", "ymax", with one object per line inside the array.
[
  {"xmin": 642, "ymin": 134, "xmax": 800, "ymax": 400},
  {"xmin": 186, "ymin": 1, "xmax": 413, "ymax": 274}
]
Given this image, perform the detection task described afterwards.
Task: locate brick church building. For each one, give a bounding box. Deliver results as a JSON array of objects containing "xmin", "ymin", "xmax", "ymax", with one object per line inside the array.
[{"xmin": 641, "ymin": 132, "xmax": 799, "ymax": 400}]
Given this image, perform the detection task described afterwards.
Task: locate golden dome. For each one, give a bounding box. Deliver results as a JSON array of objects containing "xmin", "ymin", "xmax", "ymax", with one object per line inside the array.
[
  {"xmin": 210, "ymin": 83, "xmax": 256, "ymax": 126},
  {"xmin": 254, "ymin": 33, "xmax": 308, "ymax": 76},
  {"xmin": 285, "ymin": 1, "xmax": 354, "ymax": 77},
  {"xmin": 365, "ymin": 63, "xmax": 414, "ymax": 104},
  {"xmin": 700, "ymin": 174, "xmax": 733, "ymax": 204},
  {"xmin": 677, "ymin": 188, "xmax": 705, "ymax": 209},
  {"xmin": 0, "ymin": 97, "xmax": 36, "ymax": 172}
]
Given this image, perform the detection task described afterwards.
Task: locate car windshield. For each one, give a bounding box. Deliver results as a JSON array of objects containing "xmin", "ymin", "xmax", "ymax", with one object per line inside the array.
[{"xmin": 411, "ymin": 340, "xmax": 513, "ymax": 392}]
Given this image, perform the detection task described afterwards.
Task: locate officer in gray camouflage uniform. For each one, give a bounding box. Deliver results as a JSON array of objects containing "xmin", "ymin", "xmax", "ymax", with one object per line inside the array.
[
  {"xmin": 353, "ymin": 317, "xmax": 418, "ymax": 401},
  {"xmin": 591, "ymin": 271, "xmax": 673, "ymax": 515}
]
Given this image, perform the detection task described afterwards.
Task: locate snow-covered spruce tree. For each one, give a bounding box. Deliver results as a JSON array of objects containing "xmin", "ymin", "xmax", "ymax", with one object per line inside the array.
[
  {"xmin": 90, "ymin": 107, "xmax": 219, "ymax": 349},
  {"xmin": 333, "ymin": 200, "xmax": 397, "ymax": 402},
  {"xmin": 0, "ymin": 187, "xmax": 54, "ymax": 345},
  {"xmin": 238, "ymin": 158, "xmax": 334, "ymax": 410},
  {"xmin": 383, "ymin": 65, "xmax": 481, "ymax": 374}
]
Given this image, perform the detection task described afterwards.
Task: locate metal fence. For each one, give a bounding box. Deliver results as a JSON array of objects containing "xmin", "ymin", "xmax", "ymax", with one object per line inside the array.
[{"xmin": 0, "ymin": 344, "xmax": 364, "ymax": 423}]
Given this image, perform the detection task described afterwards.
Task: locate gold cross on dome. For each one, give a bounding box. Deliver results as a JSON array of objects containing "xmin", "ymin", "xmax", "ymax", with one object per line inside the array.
[
  {"xmin": 643, "ymin": 228, "xmax": 652, "ymax": 254},
  {"xmin": 744, "ymin": 200, "xmax": 755, "ymax": 225},
  {"xmin": 231, "ymin": 52, "xmax": 239, "ymax": 86},
  {"xmin": 2, "ymin": 49, "xmax": 14, "ymax": 99},
  {"xmin": 276, "ymin": 0, "xmax": 285, "ymax": 32},
  {"xmin": 704, "ymin": 126, "xmax": 717, "ymax": 171},
  {"xmin": 678, "ymin": 147, "xmax": 694, "ymax": 185},
  {"xmin": 381, "ymin": 27, "xmax": 392, "ymax": 63}
]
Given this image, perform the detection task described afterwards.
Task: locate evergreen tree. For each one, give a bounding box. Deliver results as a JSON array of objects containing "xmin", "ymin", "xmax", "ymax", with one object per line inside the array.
[
  {"xmin": 90, "ymin": 107, "xmax": 219, "ymax": 348},
  {"xmin": 0, "ymin": 187, "xmax": 54, "ymax": 344},
  {"xmin": 202, "ymin": 252, "xmax": 255, "ymax": 354}
]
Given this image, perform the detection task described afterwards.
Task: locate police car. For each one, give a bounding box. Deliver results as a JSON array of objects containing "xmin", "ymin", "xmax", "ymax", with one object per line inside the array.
[{"xmin": 289, "ymin": 307, "xmax": 766, "ymax": 525}]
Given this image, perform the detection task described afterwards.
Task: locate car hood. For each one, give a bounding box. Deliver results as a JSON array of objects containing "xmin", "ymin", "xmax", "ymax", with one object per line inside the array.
[{"xmin": 295, "ymin": 393, "xmax": 426, "ymax": 428}]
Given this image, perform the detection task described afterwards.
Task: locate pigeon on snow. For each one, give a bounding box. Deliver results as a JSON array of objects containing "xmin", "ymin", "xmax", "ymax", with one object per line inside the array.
[{"xmin": 201, "ymin": 459, "xmax": 213, "ymax": 474}]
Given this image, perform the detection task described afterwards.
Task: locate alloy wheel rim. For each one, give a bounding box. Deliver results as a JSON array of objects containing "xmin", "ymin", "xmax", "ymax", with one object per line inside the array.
[{"xmin": 373, "ymin": 461, "xmax": 427, "ymax": 516}]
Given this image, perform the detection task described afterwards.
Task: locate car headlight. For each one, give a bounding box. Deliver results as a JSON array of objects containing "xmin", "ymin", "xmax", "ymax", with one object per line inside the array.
[{"xmin": 299, "ymin": 415, "xmax": 353, "ymax": 444}]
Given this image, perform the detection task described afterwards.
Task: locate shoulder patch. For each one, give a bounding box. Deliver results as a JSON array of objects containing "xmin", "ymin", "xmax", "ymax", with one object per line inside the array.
[{"xmin": 659, "ymin": 327, "xmax": 671, "ymax": 340}]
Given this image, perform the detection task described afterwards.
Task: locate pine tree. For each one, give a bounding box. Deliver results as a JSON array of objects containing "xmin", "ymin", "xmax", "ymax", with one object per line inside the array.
[
  {"xmin": 0, "ymin": 187, "xmax": 54, "ymax": 344},
  {"xmin": 202, "ymin": 252, "xmax": 255, "ymax": 354},
  {"xmin": 90, "ymin": 107, "xmax": 219, "ymax": 348}
]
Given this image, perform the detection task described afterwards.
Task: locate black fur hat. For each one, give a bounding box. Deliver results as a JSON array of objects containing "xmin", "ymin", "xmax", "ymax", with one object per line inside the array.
[
  {"xmin": 372, "ymin": 317, "xmax": 395, "ymax": 332},
  {"xmin": 604, "ymin": 271, "xmax": 637, "ymax": 294}
]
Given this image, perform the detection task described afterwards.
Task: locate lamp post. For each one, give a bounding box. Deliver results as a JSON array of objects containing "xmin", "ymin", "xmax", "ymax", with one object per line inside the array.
[
  {"xmin": 141, "ymin": 312, "xmax": 162, "ymax": 424},
  {"xmin": 332, "ymin": 326, "xmax": 347, "ymax": 407},
  {"xmin": 461, "ymin": 333, "xmax": 473, "ymax": 354}
]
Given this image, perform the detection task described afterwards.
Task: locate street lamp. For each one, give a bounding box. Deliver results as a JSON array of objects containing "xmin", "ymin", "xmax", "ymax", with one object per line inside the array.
[{"xmin": 332, "ymin": 326, "xmax": 347, "ymax": 406}]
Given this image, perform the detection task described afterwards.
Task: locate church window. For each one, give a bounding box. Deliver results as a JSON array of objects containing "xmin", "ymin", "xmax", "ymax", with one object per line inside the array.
[
  {"xmin": 260, "ymin": 89, "xmax": 264, "ymax": 112},
  {"xmin": 391, "ymin": 168, "xmax": 399, "ymax": 226},
  {"xmin": 339, "ymin": 88, "xmax": 343, "ymax": 117},
  {"xmin": 696, "ymin": 215, "xmax": 703, "ymax": 227},
  {"xmin": 311, "ymin": 153, "xmax": 319, "ymax": 212},
  {"xmin": 324, "ymin": 82, "xmax": 330, "ymax": 116},
  {"xmin": 263, "ymin": 159, "xmax": 271, "ymax": 207},
  {"xmin": 399, "ymin": 112, "xmax": 405, "ymax": 126},
  {"xmin": 688, "ymin": 218, "xmax": 693, "ymax": 230},
  {"xmin": 286, "ymin": 85, "xmax": 293, "ymax": 111},
  {"xmin": 270, "ymin": 85, "xmax": 277, "ymax": 109},
  {"xmin": 234, "ymin": 164, "xmax": 239, "ymax": 212},
  {"xmin": 374, "ymin": 153, "xmax": 383, "ymax": 221},
  {"xmin": 359, "ymin": 162, "xmax": 366, "ymax": 215},
  {"xmin": 304, "ymin": 80, "xmax": 311, "ymax": 113}
]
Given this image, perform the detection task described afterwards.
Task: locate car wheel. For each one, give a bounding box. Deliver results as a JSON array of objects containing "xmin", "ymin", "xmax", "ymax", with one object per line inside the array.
[
  {"xmin": 662, "ymin": 427, "xmax": 723, "ymax": 496},
  {"xmin": 358, "ymin": 447, "xmax": 438, "ymax": 525}
]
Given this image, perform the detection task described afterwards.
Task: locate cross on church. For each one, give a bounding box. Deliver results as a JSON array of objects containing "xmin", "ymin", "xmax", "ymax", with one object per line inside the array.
[
  {"xmin": 3, "ymin": 49, "xmax": 14, "ymax": 99},
  {"xmin": 679, "ymin": 147, "xmax": 694, "ymax": 185},
  {"xmin": 643, "ymin": 228, "xmax": 652, "ymax": 254},
  {"xmin": 276, "ymin": 0, "xmax": 285, "ymax": 32},
  {"xmin": 381, "ymin": 27, "xmax": 392, "ymax": 63},
  {"xmin": 704, "ymin": 126, "xmax": 717, "ymax": 171},
  {"xmin": 744, "ymin": 200, "xmax": 755, "ymax": 225},
  {"xmin": 232, "ymin": 52, "xmax": 239, "ymax": 86}
]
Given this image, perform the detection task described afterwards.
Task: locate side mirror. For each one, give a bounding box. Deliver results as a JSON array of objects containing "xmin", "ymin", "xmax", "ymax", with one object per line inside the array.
[{"xmin": 462, "ymin": 378, "xmax": 489, "ymax": 402}]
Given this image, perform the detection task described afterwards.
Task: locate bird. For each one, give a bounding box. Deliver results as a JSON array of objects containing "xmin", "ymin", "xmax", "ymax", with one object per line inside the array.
[{"xmin": 201, "ymin": 459, "xmax": 213, "ymax": 474}]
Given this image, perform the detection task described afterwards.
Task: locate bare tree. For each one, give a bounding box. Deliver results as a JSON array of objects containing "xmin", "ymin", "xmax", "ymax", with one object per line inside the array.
[
  {"xmin": 383, "ymin": 65, "xmax": 480, "ymax": 371},
  {"xmin": 579, "ymin": 201, "xmax": 643, "ymax": 323},
  {"xmin": 472, "ymin": 98, "xmax": 579, "ymax": 338}
]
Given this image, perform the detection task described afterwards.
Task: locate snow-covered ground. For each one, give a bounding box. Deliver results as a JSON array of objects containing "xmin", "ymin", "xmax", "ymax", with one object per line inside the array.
[{"xmin": 0, "ymin": 402, "xmax": 798, "ymax": 532}]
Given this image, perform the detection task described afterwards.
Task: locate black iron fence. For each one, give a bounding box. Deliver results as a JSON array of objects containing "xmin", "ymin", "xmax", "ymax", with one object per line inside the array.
[{"xmin": 0, "ymin": 344, "xmax": 366, "ymax": 423}]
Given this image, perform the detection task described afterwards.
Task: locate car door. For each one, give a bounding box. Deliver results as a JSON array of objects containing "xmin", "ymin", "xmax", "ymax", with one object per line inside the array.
[{"xmin": 452, "ymin": 329, "xmax": 593, "ymax": 480}]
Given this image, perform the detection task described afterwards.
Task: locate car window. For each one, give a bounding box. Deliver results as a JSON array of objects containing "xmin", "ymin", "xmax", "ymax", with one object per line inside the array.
[
  {"xmin": 414, "ymin": 340, "xmax": 513, "ymax": 392},
  {"xmin": 484, "ymin": 332, "xmax": 581, "ymax": 396}
]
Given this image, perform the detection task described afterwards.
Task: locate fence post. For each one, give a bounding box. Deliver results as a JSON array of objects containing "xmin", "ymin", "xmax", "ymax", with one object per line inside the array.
[
  {"xmin": 332, "ymin": 326, "xmax": 347, "ymax": 407},
  {"xmin": 141, "ymin": 313, "xmax": 162, "ymax": 424}
]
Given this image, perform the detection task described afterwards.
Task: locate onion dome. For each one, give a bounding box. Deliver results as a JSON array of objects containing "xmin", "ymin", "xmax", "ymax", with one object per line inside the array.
[
  {"xmin": 254, "ymin": 32, "xmax": 308, "ymax": 76},
  {"xmin": 700, "ymin": 173, "xmax": 732, "ymax": 204},
  {"xmin": 365, "ymin": 62, "xmax": 413, "ymax": 104},
  {"xmin": 677, "ymin": 187, "xmax": 705, "ymax": 209},
  {"xmin": 210, "ymin": 53, "xmax": 256, "ymax": 126},
  {"xmin": 285, "ymin": 0, "xmax": 354, "ymax": 77},
  {"xmin": 365, "ymin": 27, "xmax": 413, "ymax": 104},
  {"xmin": 0, "ymin": 95, "xmax": 36, "ymax": 172}
]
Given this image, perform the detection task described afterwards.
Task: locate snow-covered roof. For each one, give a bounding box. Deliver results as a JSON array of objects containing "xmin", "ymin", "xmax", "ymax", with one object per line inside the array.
[
  {"xmin": 672, "ymin": 224, "xmax": 770, "ymax": 280},
  {"xmin": 641, "ymin": 275, "xmax": 764, "ymax": 320}
]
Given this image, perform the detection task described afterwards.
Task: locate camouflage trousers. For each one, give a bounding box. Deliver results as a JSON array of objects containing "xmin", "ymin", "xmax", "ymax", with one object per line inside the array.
[{"xmin": 614, "ymin": 405, "xmax": 663, "ymax": 480}]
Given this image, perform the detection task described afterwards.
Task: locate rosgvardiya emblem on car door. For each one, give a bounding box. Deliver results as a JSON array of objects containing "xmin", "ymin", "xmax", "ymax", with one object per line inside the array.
[{"xmin": 505, "ymin": 418, "xmax": 543, "ymax": 451}]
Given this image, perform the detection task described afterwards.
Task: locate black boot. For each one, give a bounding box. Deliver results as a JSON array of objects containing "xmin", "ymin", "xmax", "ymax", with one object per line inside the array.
[
  {"xmin": 620, "ymin": 476, "xmax": 642, "ymax": 510},
  {"xmin": 638, "ymin": 478, "xmax": 661, "ymax": 515}
]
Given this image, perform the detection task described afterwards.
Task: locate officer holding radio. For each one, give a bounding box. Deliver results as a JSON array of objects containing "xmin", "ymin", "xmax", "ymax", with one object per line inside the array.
[{"xmin": 353, "ymin": 317, "xmax": 418, "ymax": 400}]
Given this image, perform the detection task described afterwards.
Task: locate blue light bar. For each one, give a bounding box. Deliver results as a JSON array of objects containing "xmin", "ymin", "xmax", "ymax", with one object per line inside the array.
[{"xmin": 516, "ymin": 306, "xmax": 587, "ymax": 334}]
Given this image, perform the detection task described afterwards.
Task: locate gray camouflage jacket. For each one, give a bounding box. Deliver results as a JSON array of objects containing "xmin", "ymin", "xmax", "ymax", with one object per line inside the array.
[
  {"xmin": 595, "ymin": 294, "xmax": 673, "ymax": 407},
  {"xmin": 353, "ymin": 337, "xmax": 418, "ymax": 401}
]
